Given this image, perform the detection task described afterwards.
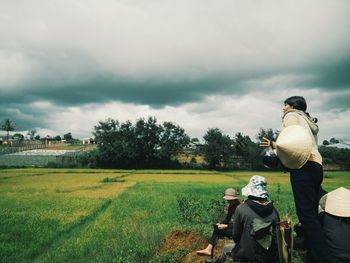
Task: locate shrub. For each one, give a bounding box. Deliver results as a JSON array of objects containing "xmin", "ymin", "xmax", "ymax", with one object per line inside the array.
[
  {"xmin": 100, "ymin": 177, "xmax": 126, "ymax": 183},
  {"xmin": 176, "ymin": 194, "xmax": 226, "ymax": 225}
]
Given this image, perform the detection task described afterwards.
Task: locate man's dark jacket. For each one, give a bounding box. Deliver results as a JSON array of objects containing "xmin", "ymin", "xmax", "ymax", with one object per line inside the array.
[{"xmin": 231, "ymin": 198, "xmax": 279, "ymax": 262}]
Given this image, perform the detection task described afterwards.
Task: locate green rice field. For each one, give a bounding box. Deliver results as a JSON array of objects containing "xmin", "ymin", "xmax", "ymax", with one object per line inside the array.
[{"xmin": 0, "ymin": 168, "xmax": 349, "ymax": 263}]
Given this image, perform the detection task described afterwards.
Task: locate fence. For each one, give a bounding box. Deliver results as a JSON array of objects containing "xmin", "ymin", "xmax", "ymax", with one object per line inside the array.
[
  {"xmin": 0, "ymin": 141, "xmax": 76, "ymax": 156},
  {"xmin": 0, "ymin": 149, "xmax": 83, "ymax": 167}
]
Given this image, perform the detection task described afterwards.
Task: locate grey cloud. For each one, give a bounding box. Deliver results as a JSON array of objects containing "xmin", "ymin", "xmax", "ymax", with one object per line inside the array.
[
  {"xmin": 1, "ymin": 71, "xmax": 250, "ymax": 108},
  {"xmin": 299, "ymin": 57, "xmax": 350, "ymax": 91},
  {"xmin": 317, "ymin": 58, "xmax": 350, "ymax": 88},
  {"xmin": 323, "ymin": 91, "xmax": 350, "ymax": 111},
  {"xmin": 1, "ymin": 0, "xmax": 350, "ymax": 141},
  {"xmin": 0, "ymin": 106, "xmax": 46, "ymax": 131}
]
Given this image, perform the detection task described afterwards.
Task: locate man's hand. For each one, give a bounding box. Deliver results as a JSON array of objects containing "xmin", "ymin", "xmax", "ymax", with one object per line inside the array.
[
  {"xmin": 217, "ymin": 223, "xmax": 228, "ymax": 229},
  {"xmin": 260, "ymin": 137, "xmax": 276, "ymax": 149}
]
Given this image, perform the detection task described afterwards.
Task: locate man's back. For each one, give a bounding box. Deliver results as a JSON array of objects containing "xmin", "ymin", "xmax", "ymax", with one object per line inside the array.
[{"xmin": 231, "ymin": 199, "xmax": 279, "ymax": 263}]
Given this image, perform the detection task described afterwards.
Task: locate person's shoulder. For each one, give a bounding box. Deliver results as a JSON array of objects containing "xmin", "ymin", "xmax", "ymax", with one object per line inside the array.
[
  {"xmin": 269, "ymin": 204, "xmax": 280, "ymax": 221},
  {"xmin": 237, "ymin": 201, "xmax": 248, "ymax": 207},
  {"xmin": 282, "ymin": 110, "xmax": 303, "ymax": 126},
  {"xmin": 283, "ymin": 110, "xmax": 302, "ymax": 119},
  {"xmin": 235, "ymin": 202, "xmax": 250, "ymax": 213}
]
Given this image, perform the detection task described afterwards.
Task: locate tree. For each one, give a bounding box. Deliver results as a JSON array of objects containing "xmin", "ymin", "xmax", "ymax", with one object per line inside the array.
[
  {"xmin": 329, "ymin": 138, "xmax": 339, "ymax": 144},
  {"xmin": 233, "ymin": 132, "xmax": 252, "ymax": 156},
  {"xmin": 134, "ymin": 117, "xmax": 162, "ymax": 165},
  {"xmin": 54, "ymin": 135, "xmax": 62, "ymax": 141},
  {"xmin": 34, "ymin": 134, "xmax": 40, "ymax": 140},
  {"xmin": 256, "ymin": 128, "xmax": 279, "ymax": 142},
  {"xmin": 92, "ymin": 117, "xmax": 189, "ymax": 168},
  {"xmin": 63, "ymin": 132, "xmax": 73, "ymax": 142},
  {"xmin": 234, "ymin": 132, "xmax": 263, "ymax": 169},
  {"xmin": 202, "ymin": 128, "xmax": 233, "ymax": 168},
  {"xmin": 1, "ymin": 118, "xmax": 15, "ymax": 140},
  {"xmin": 189, "ymin": 137, "xmax": 200, "ymax": 149},
  {"xmin": 93, "ymin": 118, "xmax": 120, "ymax": 167},
  {"xmin": 159, "ymin": 121, "xmax": 190, "ymax": 161},
  {"xmin": 27, "ymin": 130, "xmax": 37, "ymax": 140},
  {"xmin": 319, "ymin": 146, "xmax": 350, "ymax": 170}
]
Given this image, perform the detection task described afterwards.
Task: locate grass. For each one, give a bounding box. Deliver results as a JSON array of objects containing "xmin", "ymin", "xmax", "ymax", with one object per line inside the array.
[
  {"xmin": 47, "ymin": 144, "xmax": 97, "ymax": 151},
  {"xmin": 0, "ymin": 168, "xmax": 349, "ymax": 262}
]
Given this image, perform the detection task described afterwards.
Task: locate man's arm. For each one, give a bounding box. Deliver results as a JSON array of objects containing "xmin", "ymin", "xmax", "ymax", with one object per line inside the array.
[{"xmin": 232, "ymin": 207, "xmax": 243, "ymax": 243}]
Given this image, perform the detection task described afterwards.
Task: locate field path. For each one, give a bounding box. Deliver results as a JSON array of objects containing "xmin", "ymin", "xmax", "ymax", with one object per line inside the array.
[
  {"xmin": 33, "ymin": 182, "xmax": 136, "ymax": 261},
  {"xmin": 32, "ymin": 199, "xmax": 112, "ymax": 260}
]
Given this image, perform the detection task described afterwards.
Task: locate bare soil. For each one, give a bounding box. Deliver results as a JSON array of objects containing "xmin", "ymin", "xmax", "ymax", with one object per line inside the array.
[{"xmin": 161, "ymin": 229, "xmax": 233, "ymax": 263}]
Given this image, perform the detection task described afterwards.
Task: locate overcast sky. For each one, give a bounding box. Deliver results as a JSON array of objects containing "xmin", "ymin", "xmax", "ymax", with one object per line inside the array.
[{"xmin": 1, "ymin": 0, "xmax": 349, "ymax": 143}]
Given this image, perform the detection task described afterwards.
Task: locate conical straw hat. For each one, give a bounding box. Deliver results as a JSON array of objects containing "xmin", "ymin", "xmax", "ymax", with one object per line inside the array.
[
  {"xmin": 276, "ymin": 125, "xmax": 312, "ymax": 169},
  {"xmin": 319, "ymin": 187, "xmax": 350, "ymax": 217}
]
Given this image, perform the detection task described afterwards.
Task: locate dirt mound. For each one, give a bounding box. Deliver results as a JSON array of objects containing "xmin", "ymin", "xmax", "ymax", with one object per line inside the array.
[
  {"xmin": 161, "ymin": 229, "xmax": 233, "ymax": 263},
  {"xmin": 162, "ymin": 229, "xmax": 207, "ymax": 253},
  {"xmin": 182, "ymin": 239, "xmax": 232, "ymax": 263}
]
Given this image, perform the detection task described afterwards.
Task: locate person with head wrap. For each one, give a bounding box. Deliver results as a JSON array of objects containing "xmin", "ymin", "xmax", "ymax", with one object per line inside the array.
[
  {"xmin": 207, "ymin": 175, "xmax": 280, "ymax": 263},
  {"xmin": 319, "ymin": 187, "xmax": 350, "ymax": 263}
]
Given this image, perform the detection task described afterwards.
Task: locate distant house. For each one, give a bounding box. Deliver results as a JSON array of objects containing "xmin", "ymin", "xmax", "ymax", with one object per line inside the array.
[
  {"xmin": 82, "ymin": 138, "xmax": 95, "ymax": 145},
  {"xmin": 0, "ymin": 134, "xmax": 12, "ymax": 140},
  {"xmin": 44, "ymin": 135, "xmax": 54, "ymax": 145},
  {"xmin": 0, "ymin": 135, "xmax": 14, "ymax": 145}
]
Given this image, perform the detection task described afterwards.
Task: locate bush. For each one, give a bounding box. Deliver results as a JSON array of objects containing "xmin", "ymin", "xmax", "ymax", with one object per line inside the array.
[
  {"xmin": 319, "ymin": 146, "xmax": 350, "ymax": 169},
  {"xmin": 100, "ymin": 177, "xmax": 126, "ymax": 183},
  {"xmin": 176, "ymin": 194, "xmax": 226, "ymax": 225},
  {"xmin": 77, "ymin": 150, "xmax": 100, "ymax": 168}
]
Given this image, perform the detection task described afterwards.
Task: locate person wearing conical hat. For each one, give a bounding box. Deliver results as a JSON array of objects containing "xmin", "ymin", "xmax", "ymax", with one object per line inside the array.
[
  {"xmin": 319, "ymin": 187, "xmax": 350, "ymax": 263},
  {"xmin": 260, "ymin": 96, "xmax": 333, "ymax": 263}
]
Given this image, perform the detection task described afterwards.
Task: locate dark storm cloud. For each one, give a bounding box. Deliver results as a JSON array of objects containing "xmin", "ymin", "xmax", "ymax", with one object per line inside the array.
[
  {"xmin": 1, "ymin": 60, "xmax": 349, "ymax": 132},
  {"xmin": 1, "ymin": 72, "xmax": 251, "ymax": 108},
  {"xmin": 1, "ymin": 0, "xmax": 349, "ymax": 110},
  {"xmin": 1, "ymin": 0, "xmax": 350, "ymax": 141},
  {"xmin": 301, "ymin": 57, "xmax": 350, "ymax": 90},
  {"xmin": 1, "ymin": 48, "xmax": 349, "ymax": 115},
  {"xmin": 323, "ymin": 92, "xmax": 350, "ymax": 112},
  {"xmin": 0, "ymin": 104, "xmax": 47, "ymax": 131},
  {"xmin": 34, "ymin": 77, "xmax": 237, "ymax": 107},
  {"xmin": 317, "ymin": 58, "xmax": 350, "ymax": 89},
  {"xmin": 286, "ymin": 57, "xmax": 350, "ymax": 111}
]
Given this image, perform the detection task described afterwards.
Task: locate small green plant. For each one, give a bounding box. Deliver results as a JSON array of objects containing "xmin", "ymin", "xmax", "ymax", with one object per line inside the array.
[
  {"xmin": 207, "ymin": 199, "xmax": 226, "ymax": 223},
  {"xmin": 176, "ymin": 194, "xmax": 226, "ymax": 226},
  {"xmin": 100, "ymin": 177, "xmax": 125, "ymax": 183},
  {"xmin": 176, "ymin": 194, "xmax": 202, "ymax": 223},
  {"xmin": 324, "ymin": 173, "xmax": 334, "ymax": 179}
]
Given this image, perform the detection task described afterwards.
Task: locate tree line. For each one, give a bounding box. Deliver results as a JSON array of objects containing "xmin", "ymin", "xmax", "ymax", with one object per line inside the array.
[
  {"xmin": 2, "ymin": 117, "xmax": 350, "ymax": 170},
  {"xmin": 0, "ymin": 118, "xmax": 78, "ymax": 143},
  {"xmin": 79, "ymin": 117, "xmax": 350, "ymax": 170},
  {"xmin": 78, "ymin": 117, "xmax": 280, "ymax": 169},
  {"xmin": 79, "ymin": 117, "xmax": 190, "ymax": 168}
]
